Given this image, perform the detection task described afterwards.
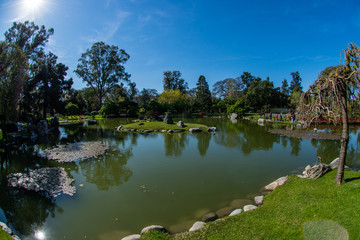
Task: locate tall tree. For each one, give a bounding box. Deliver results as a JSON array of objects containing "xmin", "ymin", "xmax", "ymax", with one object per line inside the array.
[
  {"xmin": 4, "ymin": 21, "xmax": 54, "ymax": 59},
  {"xmin": 244, "ymin": 78, "xmax": 277, "ymax": 111},
  {"xmin": 163, "ymin": 71, "xmax": 188, "ymax": 93},
  {"xmin": 290, "ymin": 71, "xmax": 303, "ymax": 94},
  {"xmin": 158, "ymin": 89, "xmax": 190, "ymax": 113},
  {"xmin": 25, "ymin": 52, "xmax": 72, "ymax": 118},
  {"xmin": 194, "ymin": 75, "xmax": 212, "ymax": 111},
  {"xmin": 75, "ymin": 41, "xmax": 130, "ymax": 110},
  {"xmin": 281, "ymin": 79, "xmax": 290, "ymax": 95},
  {"xmin": 0, "ymin": 41, "xmax": 27, "ymax": 130},
  {"xmin": 212, "ymin": 78, "xmax": 243, "ymax": 100},
  {"xmin": 297, "ymin": 43, "xmax": 360, "ymax": 184},
  {"xmin": 240, "ymin": 72, "xmax": 256, "ymax": 89}
]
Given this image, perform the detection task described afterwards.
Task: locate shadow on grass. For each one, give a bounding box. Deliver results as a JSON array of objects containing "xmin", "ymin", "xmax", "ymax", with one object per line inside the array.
[{"xmin": 344, "ymin": 177, "xmax": 360, "ymax": 183}]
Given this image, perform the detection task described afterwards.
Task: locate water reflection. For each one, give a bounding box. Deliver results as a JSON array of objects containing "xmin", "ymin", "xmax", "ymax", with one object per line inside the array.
[
  {"xmin": 164, "ymin": 133, "xmax": 188, "ymax": 157},
  {"xmin": 195, "ymin": 133, "xmax": 211, "ymax": 156}
]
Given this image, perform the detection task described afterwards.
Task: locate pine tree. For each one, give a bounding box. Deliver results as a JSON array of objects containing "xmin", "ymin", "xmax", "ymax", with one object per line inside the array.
[{"xmin": 195, "ymin": 75, "xmax": 212, "ymax": 111}]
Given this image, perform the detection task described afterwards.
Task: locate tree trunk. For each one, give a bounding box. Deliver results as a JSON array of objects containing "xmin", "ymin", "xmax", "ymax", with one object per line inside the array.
[{"xmin": 335, "ymin": 96, "xmax": 349, "ymax": 184}]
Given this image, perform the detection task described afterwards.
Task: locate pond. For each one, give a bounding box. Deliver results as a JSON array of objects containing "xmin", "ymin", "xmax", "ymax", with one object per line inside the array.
[{"xmin": 0, "ymin": 118, "xmax": 359, "ymax": 240}]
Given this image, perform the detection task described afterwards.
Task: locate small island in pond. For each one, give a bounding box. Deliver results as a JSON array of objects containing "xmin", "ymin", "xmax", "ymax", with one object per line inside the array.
[{"xmin": 117, "ymin": 121, "xmax": 213, "ymax": 133}]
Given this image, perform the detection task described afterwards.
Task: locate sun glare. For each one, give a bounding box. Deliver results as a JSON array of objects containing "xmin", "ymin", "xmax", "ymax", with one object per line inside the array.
[{"xmin": 17, "ymin": 0, "xmax": 47, "ymax": 21}]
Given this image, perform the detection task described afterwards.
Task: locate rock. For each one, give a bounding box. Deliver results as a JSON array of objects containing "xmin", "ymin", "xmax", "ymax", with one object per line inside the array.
[
  {"xmin": 36, "ymin": 120, "xmax": 48, "ymax": 136},
  {"xmin": 140, "ymin": 225, "xmax": 167, "ymax": 235},
  {"xmin": 202, "ymin": 212, "xmax": 218, "ymax": 222},
  {"xmin": 116, "ymin": 125, "xmax": 123, "ymax": 131},
  {"xmin": 139, "ymin": 123, "xmax": 144, "ymax": 126},
  {"xmin": 173, "ymin": 130, "xmax": 184, "ymax": 133},
  {"xmin": 0, "ymin": 222, "xmax": 12, "ymax": 235},
  {"xmin": 189, "ymin": 128, "xmax": 202, "ymax": 133},
  {"xmin": 230, "ymin": 113, "xmax": 238, "ymax": 120},
  {"xmin": 207, "ymin": 127, "xmax": 216, "ymax": 132},
  {"xmin": 254, "ymin": 196, "xmax": 264, "ymax": 205},
  {"xmin": 143, "ymin": 130, "xmax": 153, "ymax": 133},
  {"xmin": 189, "ymin": 221, "xmax": 205, "ymax": 232},
  {"xmin": 168, "ymin": 130, "xmax": 174, "ymax": 133},
  {"xmin": 163, "ymin": 112, "xmax": 173, "ymax": 124},
  {"xmin": 216, "ymin": 207, "xmax": 233, "ymax": 218},
  {"xmin": 160, "ymin": 130, "xmax": 167, "ymax": 133},
  {"xmin": 264, "ymin": 176, "xmax": 288, "ymax": 191},
  {"xmin": 177, "ymin": 121, "xmax": 185, "ymax": 128},
  {"xmin": 243, "ymin": 204, "xmax": 257, "ymax": 212},
  {"xmin": 229, "ymin": 209, "xmax": 243, "ymax": 216},
  {"xmin": 121, "ymin": 234, "xmax": 141, "ymax": 240}
]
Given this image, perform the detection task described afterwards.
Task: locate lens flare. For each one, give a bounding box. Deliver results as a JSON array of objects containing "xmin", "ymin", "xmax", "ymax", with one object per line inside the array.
[{"xmin": 34, "ymin": 230, "xmax": 46, "ymax": 240}]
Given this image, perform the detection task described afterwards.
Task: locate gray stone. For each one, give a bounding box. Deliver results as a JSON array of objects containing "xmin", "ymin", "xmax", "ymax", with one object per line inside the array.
[
  {"xmin": 116, "ymin": 125, "xmax": 123, "ymax": 131},
  {"xmin": 140, "ymin": 225, "xmax": 167, "ymax": 235},
  {"xmin": 216, "ymin": 207, "xmax": 233, "ymax": 218},
  {"xmin": 328, "ymin": 158, "xmax": 349, "ymax": 169},
  {"xmin": 189, "ymin": 128, "xmax": 202, "ymax": 133},
  {"xmin": 168, "ymin": 130, "xmax": 174, "ymax": 133},
  {"xmin": 163, "ymin": 112, "xmax": 173, "ymax": 124},
  {"xmin": 139, "ymin": 123, "xmax": 144, "ymax": 126},
  {"xmin": 230, "ymin": 113, "xmax": 238, "ymax": 120},
  {"xmin": 254, "ymin": 195, "xmax": 264, "ymax": 205},
  {"xmin": 229, "ymin": 209, "xmax": 243, "ymax": 216},
  {"xmin": 0, "ymin": 222, "xmax": 12, "ymax": 235},
  {"xmin": 258, "ymin": 119, "xmax": 265, "ymax": 124},
  {"xmin": 189, "ymin": 221, "xmax": 205, "ymax": 232},
  {"xmin": 243, "ymin": 204, "xmax": 257, "ymax": 212},
  {"xmin": 207, "ymin": 127, "xmax": 216, "ymax": 132},
  {"xmin": 121, "ymin": 234, "xmax": 141, "ymax": 240},
  {"xmin": 173, "ymin": 130, "xmax": 184, "ymax": 133},
  {"xmin": 160, "ymin": 130, "xmax": 167, "ymax": 133},
  {"xmin": 36, "ymin": 120, "xmax": 48, "ymax": 136},
  {"xmin": 176, "ymin": 121, "xmax": 185, "ymax": 128},
  {"xmin": 143, "ymin": 130, "xmax": 153, "ymax": 133},
  {"xmin": 264, "ymin": 176, "xmax": 288, "ymax": 191},
  {"xmin": 202, "ymin": 212, "xmax": 218, "ymax": 222}
]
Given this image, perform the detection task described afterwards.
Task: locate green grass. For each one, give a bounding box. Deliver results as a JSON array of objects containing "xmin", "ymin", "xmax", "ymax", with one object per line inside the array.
[
  {"xmin": 121, "ymin": 121, "xmax": 210, "ymax": 132},
  {"xmin": 0, "ymin": 229, "xmax": 13, "ymax": 240},
  {"xmin": 142, "ymin": 170, "xmax": 360, "ymax": 240}
]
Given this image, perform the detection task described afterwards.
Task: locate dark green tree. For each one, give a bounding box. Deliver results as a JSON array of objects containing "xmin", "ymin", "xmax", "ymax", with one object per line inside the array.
[
  {"xmin": 137, "ymin": 88, "xmax": 158, "ymax": 106},
  {"xmin": 75, "ymin": 41, "xmax": 130, "ymax": 110},
  {"xmin": 290, "ymin": 71, "xmax": 302, "ymax": 94},
  {"xmin": 163, "ymin": 70, "xmax": 188, "ymax": 93},
  {"xmin": 0, "ymin": 41, "xmax": 27, "ymax": 133},
  {"xmin": 240, "ymin": 72, "xmax": 256, "ymax": 89},
  {"xmin": 194, "ymin": 75, "xmax": 212, "ymax": 111},
  {"xmin": 244, "ymin": 78, "xmax": 277, "ymax": 111},
  {"xmin": 281, "ymin": 79, "xmax": 290, "ymax": 95},
  {"xmin": 24, "ymin": 52, "xmax": 72, "ymax": 118}
]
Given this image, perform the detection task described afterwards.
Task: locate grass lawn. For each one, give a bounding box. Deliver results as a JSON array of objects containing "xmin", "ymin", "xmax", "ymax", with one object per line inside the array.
[
  {"xmin": 142, "ymin": 170, "xmax": 360, "ymax": 240},
  {"xmin": 120, "ymin": 121, "xmax": 210, "ymax": 132},
  {"xmin": 0, "ymin": 229, "xmax": 13, "ymax": 240}
]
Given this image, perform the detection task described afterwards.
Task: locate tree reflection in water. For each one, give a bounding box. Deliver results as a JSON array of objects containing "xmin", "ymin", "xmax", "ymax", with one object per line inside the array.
[{"xmin": 164, "ymin": 133, "xmax": 188, "ymax": 157}]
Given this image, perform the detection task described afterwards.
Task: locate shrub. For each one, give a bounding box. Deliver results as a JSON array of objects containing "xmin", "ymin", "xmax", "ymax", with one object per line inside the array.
[{"xmin": 65, "ymin": 102, "xmax": 80, "ymax": 116}]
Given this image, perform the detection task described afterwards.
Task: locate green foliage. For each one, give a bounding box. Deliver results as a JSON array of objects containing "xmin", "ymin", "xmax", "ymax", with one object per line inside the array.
[
  {"xmin": 158, "ymin": 89, "xmax": 190, "ymax": 113},
  {"xmin": 194, "ymin": 75, "xmax": 212, "ymax": 112},
  {"xmin": 163, "ymin": 71, "xmax": 188, "ymax": 93},
  {"xmin": 75, "ymin": 41, "xmax": 130, "ymax": 110},
  {"xmin": 212, "ymin": 78, "xmax": 243, "ymax": 100},
  {"xmin": 226, "ymin": 100, "xmax": 249, "ymax": 116},
  {"xmin": 290, "ymin": 90, "xmax": 301, "ymax": 108},
  {"xmin": 121, "ymin": 121, "xmax": 209, "ymax": 132},
  {"xmin": 65, "ymin": 102, "xmax": 80, "ymax": 116},
  {"xmin": 99, "ymin": 102, "xmax": 118, "ymax": 115},
  {"xmin": 290, "ymin": 71, "xmax": 303, "ymax": 94}
]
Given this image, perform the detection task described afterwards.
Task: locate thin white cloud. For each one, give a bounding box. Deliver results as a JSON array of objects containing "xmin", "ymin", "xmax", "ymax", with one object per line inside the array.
[{"xmin": 82, "ymin": 10, "xmax": 132, "ymax": 43}]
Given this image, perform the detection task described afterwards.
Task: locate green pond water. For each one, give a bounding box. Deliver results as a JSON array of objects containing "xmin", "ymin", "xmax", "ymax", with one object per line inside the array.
[{"xmin": 0, "ymin": 118, "xmax": 359, "ymax": 240}]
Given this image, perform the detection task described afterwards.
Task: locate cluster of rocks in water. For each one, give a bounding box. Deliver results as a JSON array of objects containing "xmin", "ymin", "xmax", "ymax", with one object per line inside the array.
[
  {"xmin": 7, "ymin": 167, "xmax": 76, "ymax": 197},
  {"xmin": 7, "ymin": 141, "xmax": 109, "ymax": 199},
  {"xmin": 42, "ymin": 141, "xmax": 109, "ymax": 163}
]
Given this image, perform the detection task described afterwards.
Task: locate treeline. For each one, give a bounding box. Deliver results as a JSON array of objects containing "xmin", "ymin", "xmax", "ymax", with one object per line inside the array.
[{"xmin": 0, "ymin": 21, "xmax": 303, "ymax": 130}]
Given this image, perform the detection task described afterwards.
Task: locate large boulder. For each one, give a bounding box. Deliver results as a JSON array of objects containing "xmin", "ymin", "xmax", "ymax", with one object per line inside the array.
[
  {"xmin": 264, "ymin": 176, "xmax": 288, "ymax": 191},
  {"xmin": 189, "ymin": 221, "xmax": 205, "ymax": 232},
  {"xmin": 329, "ymin": 158, "xmax": 350, "ymax": 169},
  {"xmin": 189, "ymin": 128, "xmax": 202, "ymax": 133},
  {"xmin": 163, "ymin": 112, "xmax": 173, "ymax": 124},
  {"xmin": 50, "ymin": 116, "xmax": 59, "ymax": 128},
  {"xmin": 176, "ymin": 121, "xmax": 185, "ymax": 128},
  {"xmin": 202, "ymin": 212, "xmax": 218, "ymax": 222},
  {"xmin": 140, "ymin": 225, "xmax": 167, "ymax": 235},
  {"xmin": 254, "ymin": 195, "xmax": 264, "ymax": 205},
  {"xmin": 36, "ymin": 120, "xmax": 48, "ymax": 137},
  {"xmin": 230, "ymin": 113, "xmax": 238, "ymax": 120}
]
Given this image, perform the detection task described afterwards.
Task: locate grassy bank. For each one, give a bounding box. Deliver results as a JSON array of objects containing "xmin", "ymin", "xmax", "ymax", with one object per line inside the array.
[
  {"xmin": 0, "ymin": 229, "xmax": 13, "ymax": 240},
  {"xmin": 120, "ymin": 121, "xmax": 210, "ymax": 132},
  {"xmin": 142, "ymin": 170, "xmax": 360, "ymax": 239}
]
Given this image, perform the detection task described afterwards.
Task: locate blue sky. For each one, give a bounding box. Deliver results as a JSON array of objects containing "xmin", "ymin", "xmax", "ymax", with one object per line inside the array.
[{"xmin": 1, "ymin": 0, "xmax": 360, "ymax": 93}]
